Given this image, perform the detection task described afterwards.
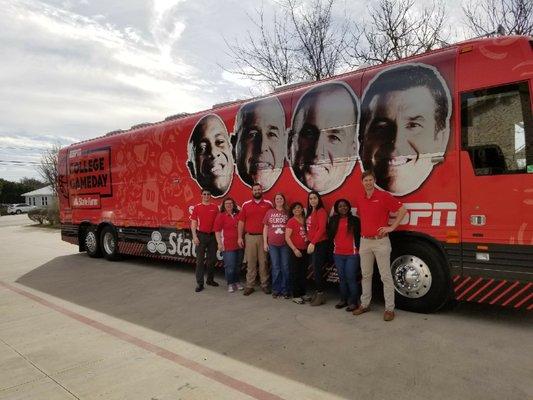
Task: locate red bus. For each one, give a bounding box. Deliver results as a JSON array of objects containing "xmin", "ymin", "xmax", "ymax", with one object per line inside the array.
[{"xmin": 58, "ymin": 35, "xmax": 533, "ymax": 313}]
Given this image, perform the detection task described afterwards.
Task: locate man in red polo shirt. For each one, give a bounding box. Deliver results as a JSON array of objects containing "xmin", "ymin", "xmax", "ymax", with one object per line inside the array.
[
  {"xmin": 237, "ymin": 183, "xmax": 273, "ymax": 295},
  {"xmin": 353, "ymin": 170, "xmax": 407, "ymax": 321},
  {"xmin": 190, "ymin": 189, "xmax": 220, "ymax": 292}
]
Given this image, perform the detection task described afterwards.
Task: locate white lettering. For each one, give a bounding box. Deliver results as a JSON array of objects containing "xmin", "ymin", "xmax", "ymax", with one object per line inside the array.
[{"xmin": 396, "ymin": 202, "xmax": 457, "ymax": 227}]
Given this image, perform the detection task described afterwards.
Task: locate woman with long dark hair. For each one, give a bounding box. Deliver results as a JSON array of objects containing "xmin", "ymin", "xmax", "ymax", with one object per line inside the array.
[
  {"xmin": 214, "ymin": 197, "xmax": 244, "ymax": 292},
  {"xmin": 285, "ymin": 202, "xmax": 309, "ymax": 304},
  {"xmin": 306, "ymin": 191, "xmax": 329, "ymax": 306},
  {"xmin": 327, "ymin": 199, "xmax": 361, "ymax": 311}
]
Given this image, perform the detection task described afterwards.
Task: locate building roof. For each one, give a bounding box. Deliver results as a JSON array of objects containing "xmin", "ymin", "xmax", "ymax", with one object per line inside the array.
[{"xmin": 22, "ymin": 185, "xmax": 54, "ymax": 197}]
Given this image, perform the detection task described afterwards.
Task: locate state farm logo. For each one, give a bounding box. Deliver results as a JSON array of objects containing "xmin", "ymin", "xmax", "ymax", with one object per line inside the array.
[
  {"xmin": 71, "ymin": 195, "xmax": 100, "ymax": 209},
  {"xmin": 147, "ymin": 231, "xmax": 167, "ymax": 254}
]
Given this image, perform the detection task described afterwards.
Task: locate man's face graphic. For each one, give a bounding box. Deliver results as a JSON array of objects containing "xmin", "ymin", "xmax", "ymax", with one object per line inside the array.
[
  {"xmin": 293, "ymin": 86, "xmax": 357, "ymax": 193},
  {"xmin": 194, "ymin": 117, "xmax": 233, "ymax": 195},
  {"xmin": 237, "ymin": 99, "xmax": 285, "ymax": 190},
  {"xmin": 362, "ymin": 85, "xmax": 448, "ymax": 195}
]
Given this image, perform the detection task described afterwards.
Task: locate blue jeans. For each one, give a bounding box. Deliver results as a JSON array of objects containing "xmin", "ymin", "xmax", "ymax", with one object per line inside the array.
[
  {"xmin": 268, "ymin": 245, "xmax": 290, "ymax": 295},
  {"xmin": 333, "ymin": 254, "xmax": 360, "ymax": 306},
  {"xmin": 222, "ymin": 250, "xmax": 243, "ymax": 285}
]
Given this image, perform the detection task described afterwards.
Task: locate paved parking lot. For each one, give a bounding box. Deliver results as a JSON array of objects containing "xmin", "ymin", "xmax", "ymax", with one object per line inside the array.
[{"xmin": 0, "ymin": 214, "xmax": 532, "ymax": 400}]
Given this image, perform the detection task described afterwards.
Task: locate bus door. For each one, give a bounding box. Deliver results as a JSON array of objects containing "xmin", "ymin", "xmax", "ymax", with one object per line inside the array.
[{"xmin": 459, "ymin": 80, "xmax": 533, "ymax": 281}]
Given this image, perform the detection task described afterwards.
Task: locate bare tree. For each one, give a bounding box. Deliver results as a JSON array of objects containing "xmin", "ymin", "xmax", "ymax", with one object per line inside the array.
[
  {"xmin": 225, "ymin": 7, "xmax": 298, "ymax": 88},
  {"xmin": 350, "ymin": 0, "xmax": 449, "ymax": 66},
  {"xmin": 225, "ymin": 0, "xmax": 351, "ymax": 88},
  {"xmin": 463, "ymin": 0, "xmax": 533, "ymax": 36},
  {"xmin": 37, "ymin": 144, "xmax": 61, "ymax": 195},
  {"xmin": 287, "ymin": 0, "xmax": 350, "ymax": 81}
]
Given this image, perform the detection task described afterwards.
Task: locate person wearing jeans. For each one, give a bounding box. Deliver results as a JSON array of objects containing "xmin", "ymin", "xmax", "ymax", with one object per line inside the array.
[
  {"xmin": 306, "ymin": 191, "xmax": 329, "ymax": 306},
  {"xmin": 214, "ymin": 197, "xmax": 244, "ymax": 293},
  {"xmin": 328, "ymin": 198, "xmax": 361, "ymax": 312},
  {"xmin": 263, "ymin": 193, "xmax": 290, "ymax": 298},
  {"xmin": 285, "ymin": 202, "xmax": 309, "ymax": 304}
]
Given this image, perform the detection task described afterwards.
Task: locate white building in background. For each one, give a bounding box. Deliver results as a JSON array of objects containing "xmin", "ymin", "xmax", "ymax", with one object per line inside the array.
[{"xmin": 22, "ymin": 185, "xmax": 54, "ymax": 207}]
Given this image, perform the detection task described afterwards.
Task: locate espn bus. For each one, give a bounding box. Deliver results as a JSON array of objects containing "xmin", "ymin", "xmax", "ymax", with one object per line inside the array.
[{"xmin": 58, "ymin": 35, "xmax": 533, "ymax": 313}]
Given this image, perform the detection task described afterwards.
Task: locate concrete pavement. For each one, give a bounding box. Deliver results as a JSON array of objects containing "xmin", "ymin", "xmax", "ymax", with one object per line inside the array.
[{"xmin": 0, "ymin": 214, "xmax": 531, "ymax": 399}]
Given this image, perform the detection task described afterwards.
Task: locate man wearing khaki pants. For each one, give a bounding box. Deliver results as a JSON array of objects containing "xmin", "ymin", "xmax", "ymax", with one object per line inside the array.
[
  {"xmin": 353, "ymin": 171, "xmax": 407, "ymax": 321},
  {"xmin": 238, "ymin": 183, "xmax": 273, "ymax": 295}
]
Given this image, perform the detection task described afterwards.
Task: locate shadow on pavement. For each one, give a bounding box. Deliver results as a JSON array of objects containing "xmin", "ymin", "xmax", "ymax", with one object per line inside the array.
[{"xmin": 16, "ymin": 254, "xmax": 531, "ymax": 399}]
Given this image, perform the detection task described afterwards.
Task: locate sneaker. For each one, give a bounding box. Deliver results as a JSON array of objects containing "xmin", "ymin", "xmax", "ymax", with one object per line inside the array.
[
  {"xmin": 195, "ymin": 285, "xmax": 204, "ymax": 293},
  {"xmin": 228, "ymin": 284, "xmax": 235, "ymax": 293},
  {"xmin": 383, "ymin": 310, "xmax": 395, "ymax": 322},
  {"xmin": 352, "ymin": 305, "xmax": 370, "ymax": 316},
  {"xmin": 283, "ymin": 294, "xmax": 291, "ymax": 299},
  {"xmin": 236, "ymin": 283, "xmax": 244, "ymax": 290},
  {"xmin": 302, "ymin": 294, "xmax": 313, "ymax": 302},
  {"xmin": 335, "ymin": 301, "xmax": 348, "ymax": 309},
  {"xmin": 243, "ymin": 287, "xmax": 255, "ymax": 296},
  {"xmin": 206, "ymin": 280, "xmax": 219, "ymax": 287},
  {"xmin": 292, "ymin": 297, "xmax": 305, "ymax": 305}
]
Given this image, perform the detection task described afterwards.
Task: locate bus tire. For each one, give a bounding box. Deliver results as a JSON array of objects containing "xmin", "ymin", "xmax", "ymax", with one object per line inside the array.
[
  {"xmin": 390, "ymin": 240, "xmax": 450, "ymax": 313},
  {"xmin": 84, "ymin": 226, "xmax": 102, "ymax": 258},
  {"xmin": 100, "ymin": 225, "xmax": 121, "ymax": 261}
]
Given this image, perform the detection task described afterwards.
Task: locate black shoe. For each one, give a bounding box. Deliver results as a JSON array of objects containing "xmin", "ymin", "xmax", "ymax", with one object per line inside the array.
[
  {"xmin": 335, "ymin": 301, "xmax": 348, "ymax": 309},
  {"xmin": 195, "ymin": 285, "xmax": 204, "ymax": 293},
  {"xmin": 206, "ymin": 280, "xmax": 219, "ymax": 287}
]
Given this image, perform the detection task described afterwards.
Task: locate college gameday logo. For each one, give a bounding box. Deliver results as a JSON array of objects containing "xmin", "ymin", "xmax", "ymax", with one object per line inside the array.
[{"xmin": 68, "ymin": 147, "xmax": 112, "ymax": 208}]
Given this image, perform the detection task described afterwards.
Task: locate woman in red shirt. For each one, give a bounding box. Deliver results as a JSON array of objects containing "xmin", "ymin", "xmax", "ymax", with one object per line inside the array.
[
  {"xmin": 306, "ymin": 191, "xmax": 329, "ymax": 306},
  {"xmin": 214, "ymin": 198, "xmax": 244, "ymax": 293},
  {"xmin": 263, "ymin": 193, "xmax": 290, "ymax": 299},
  {"xmin": 327, "ymin": 199, "xmax": 361, "ymax": 311},
  {"xmin": 285, "ymin": 202, "xmax": 309, "ymax": 304}
]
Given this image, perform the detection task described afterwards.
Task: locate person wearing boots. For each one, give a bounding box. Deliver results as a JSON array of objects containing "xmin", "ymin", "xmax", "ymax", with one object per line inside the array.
[
  {"xmin": 306, "ymin": 191, "xmax": 329, "ymax": 306},
  {"xmin": 190, "ymin": 189, "xmax": 220, "ymax": 292}
]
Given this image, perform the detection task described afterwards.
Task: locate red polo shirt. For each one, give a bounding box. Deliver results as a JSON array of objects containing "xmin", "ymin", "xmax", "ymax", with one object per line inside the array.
[
  {"xmin": 355, "ymin": 189, "xmax": 402, "ymax": 237},
  {"xmin": 214, "ymin": 212, "xmax": 239, "ymax": 251},
  {"xmin": 190, "ymin": 203, "xmax": 219, "ymax": 233},
  {"xmin": 334, "ymin": 217, "xmax": 358, "ymax": 255},
  {"xmin": 306, "ymin": 208, "xmax": 328, "ymax": 244},
  {"xmin": 239, "ymin": 199, "xmax": 272, "ymax": 234}
]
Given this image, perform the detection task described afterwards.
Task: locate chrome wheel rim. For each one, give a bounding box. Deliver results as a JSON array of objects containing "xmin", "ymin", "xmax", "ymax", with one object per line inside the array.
[
  {"xmin": 103, "ymin": 231, "xmax": 115, "ymax": 255},
  {"xmin": 85, "ymin": 231, "xmax": 97, "ymax": 254},
  {"xmin": 391, "ymin": 255, "xmax": 432, "ymax": 298}
]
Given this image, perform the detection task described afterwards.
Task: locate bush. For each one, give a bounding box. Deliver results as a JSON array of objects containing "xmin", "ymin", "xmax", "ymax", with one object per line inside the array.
[
  {"xmin": 28, "ymin": 208, "xmax": 47, "ymax": 224},
  {"xmin": 0, "ymin": 206, "xmax": 7, "ymax": 216},
  {"xmin": 46, "ymin": 201, "xmax": 60, "ymax": 225}
]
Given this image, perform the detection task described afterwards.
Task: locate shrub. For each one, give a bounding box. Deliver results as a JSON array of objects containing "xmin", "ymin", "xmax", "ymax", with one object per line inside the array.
[{"xmin": 28, "ymin": 208, "xmax": 47, "ymax": 224}]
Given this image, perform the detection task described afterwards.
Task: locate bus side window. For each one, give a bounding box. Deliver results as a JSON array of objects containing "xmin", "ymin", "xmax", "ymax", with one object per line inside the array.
[{"xmin": 461, "ymin": 82, "xmax": 533, "ymax": 176}]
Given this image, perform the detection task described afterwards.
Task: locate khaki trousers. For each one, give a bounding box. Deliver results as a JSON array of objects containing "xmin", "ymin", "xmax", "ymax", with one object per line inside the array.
[
  {"xmin": 359, "ymin": 237, "xmax": 395, "ymax": 311},
  {"xmin": 244, "ymin": 234, "xmax": 269, "ymax": 289}
]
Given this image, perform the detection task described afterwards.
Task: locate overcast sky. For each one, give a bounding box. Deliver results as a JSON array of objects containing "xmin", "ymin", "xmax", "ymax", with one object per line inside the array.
[{"xmin": 0, "ymin": 0, "xmax": 464, "ymax": 181}]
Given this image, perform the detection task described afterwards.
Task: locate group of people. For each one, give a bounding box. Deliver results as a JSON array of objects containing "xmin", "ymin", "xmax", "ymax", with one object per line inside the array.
[{"xmin": 190, "ymin": 171, "xmax": 407, "ymax": 321}]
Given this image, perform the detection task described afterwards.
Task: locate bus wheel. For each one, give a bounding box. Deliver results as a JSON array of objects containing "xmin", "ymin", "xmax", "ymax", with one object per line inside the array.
[
  {"xmin": 391, "ymin": 240, "xmax": 450, "ymax": 313},
  {"xmin": 101, "ymin": 225, "xmax": 121, "ymax": 261},
  {"xmin": 84, "ymin": 227, "xmax": 102, "ymax": 258}
]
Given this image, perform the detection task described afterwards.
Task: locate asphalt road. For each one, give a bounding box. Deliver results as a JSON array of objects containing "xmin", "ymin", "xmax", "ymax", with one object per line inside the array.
[{"xmin": 0, "ymin": 214, "xmax": 531, "ymax": 400}]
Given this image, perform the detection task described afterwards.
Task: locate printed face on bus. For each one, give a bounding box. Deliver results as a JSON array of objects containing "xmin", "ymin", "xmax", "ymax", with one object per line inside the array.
[
  {"xmin": 187, "ymin": 115, "xmax": 234, "ymax": 197},
  {"xmin": 360, "ymin": 64, "xmax": 451, "ymax": 196},
  {"xmin": 289, "ymin": 83, "xmax": 358, "ymax": 194},
  {"xmin": 234, "ymin": 98, "xmax": 286, "ymax": 191}
]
